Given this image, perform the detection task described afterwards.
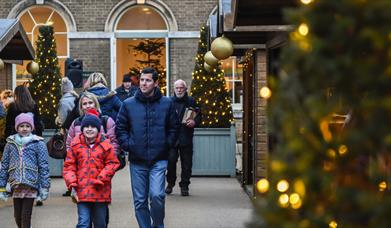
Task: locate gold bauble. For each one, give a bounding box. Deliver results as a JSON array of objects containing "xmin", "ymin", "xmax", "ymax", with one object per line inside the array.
[
  {"xmin": 27, "ymin": 61, "xmax": 39, "ymax": 74},
  {"xmin": 204, "ymin": 51, "xmax": 219, "ymax": 66},
  {"xmin": 0, "ymin": 59, "xmax": 4, "ymax": 70},
  {"xmin": 204, "ymin": 62, "xmax": 213, "ymax": 72},
  {"xmin": 211, "ymin": 37, "xmax": 234, "ymax": 60}
]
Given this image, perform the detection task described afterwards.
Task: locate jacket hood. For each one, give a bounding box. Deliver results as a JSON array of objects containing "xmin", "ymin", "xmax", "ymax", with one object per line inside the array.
[
  {"xmin": 88, "ymin": 87, "xmax": 117, "ymax": 102},
  {"xmin": 134, "ymin": 87, "xmax": 162, "ymax": 103}
]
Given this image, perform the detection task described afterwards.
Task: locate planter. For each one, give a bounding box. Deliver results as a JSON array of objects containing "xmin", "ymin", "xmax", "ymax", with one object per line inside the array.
[
  {"xmin": 192, "ymin": 124, "xmax": 236, "ymax": 176},
  {"xmin": 43, "ymin": 129, "xmax": 63, "ymax": 177}
]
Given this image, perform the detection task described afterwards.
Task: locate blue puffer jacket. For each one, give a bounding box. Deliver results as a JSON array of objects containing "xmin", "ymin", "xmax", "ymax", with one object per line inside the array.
[
  {"xmin": 87, "ymin": 86, "xmax": 122, "ymax": 120},
  {"xmin": 0, "ymin": 135, "xmax": 50, "ymax": 190},
  {"xmin": 116, "ymin": 88, "xmax": 179, "ymax": 162}
]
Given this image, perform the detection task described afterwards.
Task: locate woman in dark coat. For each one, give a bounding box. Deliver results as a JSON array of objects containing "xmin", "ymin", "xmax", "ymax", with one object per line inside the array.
[
  {"xmin": 5, "ymin": 85, "xmax": 44, "ymax": 138},
  {"xmin": 85, "ymin": 72, "xmax": 122, "ymax": 120}
]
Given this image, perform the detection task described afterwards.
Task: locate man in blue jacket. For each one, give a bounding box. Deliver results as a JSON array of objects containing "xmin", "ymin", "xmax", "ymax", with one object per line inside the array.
[{"xmin": 116, "ymin": 67, "xmax": 178, "ymax": 228}]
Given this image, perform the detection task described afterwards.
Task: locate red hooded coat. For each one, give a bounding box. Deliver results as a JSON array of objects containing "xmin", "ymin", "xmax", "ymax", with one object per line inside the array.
[{"xmin": 63, "ymin": 133, "xmax": 119, "ymax": 202}]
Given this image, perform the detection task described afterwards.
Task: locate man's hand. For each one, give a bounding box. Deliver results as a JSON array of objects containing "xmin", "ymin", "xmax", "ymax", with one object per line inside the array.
[{"xmin": 185, "ymin": 119, "xmax": 196, "ymax": 128}]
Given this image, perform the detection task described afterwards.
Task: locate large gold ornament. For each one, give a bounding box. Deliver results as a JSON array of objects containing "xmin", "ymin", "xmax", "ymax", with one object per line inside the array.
[
  {"xmin": 0, "ymin": 58, "xmax": 4, "ymax": 70},
  {"xmin": 204, "ymin": 62, "xmax": 213, "ymax": 72},
  {"xmin": 211, "ymin": 37, "xmax": 234, "ymax": 60},
  {"xmin": 27, "ymin": 61, "xmax": 39, "ymax": 74},
  {"xmin": 204, "ymin": 51, "xmax": 219, "ymax": 66}
]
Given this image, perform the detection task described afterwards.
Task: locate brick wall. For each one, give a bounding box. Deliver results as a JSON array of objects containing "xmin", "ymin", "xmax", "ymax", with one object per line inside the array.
[
  {"xmin": 169, "ymin": 38, "xmax": 198, "ymax": 94},
  {"xmin": 254, "ymin": 49, "xmax": 268, "ymax": 183},
  {"xmin": 164, "ymin": 0, "xmax": 217, "ymax": 31},
  {"xmin": 69, "ymin": 39, "xmax": 111, "ymax": 86}
]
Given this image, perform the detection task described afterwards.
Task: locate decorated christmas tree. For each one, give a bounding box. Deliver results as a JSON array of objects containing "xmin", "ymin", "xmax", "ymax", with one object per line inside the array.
[
  {"xmin": 29, "ymin": 25, "xmax": 62, "ymax": 129},
  {"xmin": 250, "ymin": 0, "xmax": 391, "ymax": 227},
  {"xmin": 190, "ymin": 26, "xmax": 233, "ymax": 128},
  {"xmin": 128, "ymin": 39, "xmax": 166, "ymax": 94}
]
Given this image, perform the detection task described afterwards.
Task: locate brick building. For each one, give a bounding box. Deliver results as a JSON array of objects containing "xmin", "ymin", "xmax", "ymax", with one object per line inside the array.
[{"xmin": 0, "ymin": 0, "xmax": 218, "ymax": 94}]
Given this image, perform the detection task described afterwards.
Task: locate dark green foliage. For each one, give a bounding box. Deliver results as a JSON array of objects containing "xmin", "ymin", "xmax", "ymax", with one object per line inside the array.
[{"xmin": 250, "ymin": 1, "xmax": 391, "ymax": 227}]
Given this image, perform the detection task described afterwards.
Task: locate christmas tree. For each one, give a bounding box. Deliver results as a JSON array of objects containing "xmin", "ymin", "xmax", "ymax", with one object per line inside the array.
[
  {"xmin": 128, "ymin": 39, "xmax": 166, "ymax": 94},
  {"xmin": 190, "ymin": 26, "xmax": 233, "ymax": 128},
  {"xmin": 250, "ymin": 0, "xmax": 391, "ymax": 227},
  {"xmin": 29, "ymin": 25, "xmax": 62, "ymax": 129}
]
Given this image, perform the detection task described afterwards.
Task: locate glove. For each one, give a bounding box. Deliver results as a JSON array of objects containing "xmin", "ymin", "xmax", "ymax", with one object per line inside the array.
[
  {"xmin": 0, "ymin": 192, "xmax": 8, "ymax": 202},
  {"xmin": 38, "ymin": 188, "xmax": 49, "ymax": 201},
  {"xmin": 71, "ymin": 188, "xmax": 79, "ymax": 203},
  {"xmin": 91, "ymin": 179, "xmax": 104, "ymax": 186}
]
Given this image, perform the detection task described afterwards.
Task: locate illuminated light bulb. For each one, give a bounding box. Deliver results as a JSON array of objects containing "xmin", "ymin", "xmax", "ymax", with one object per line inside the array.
[
  {"xmin": 298, "ymin": 23, "xmax": 309, "ymax": 36},
  {"xmin": 338, "ymin": 145, "xmax": 348, "ymax": 155},
  {"xmin": 278, "ymin": 194, "xmax": 289, "ymax": 208},
  {"xmin": 379, "ymin": 181, "xmax": 387, "ymax": 191},
  {"xmin": 277, "ymin": 180, "xmax": 289, "ymax": 192},
  {"xmin": 301, "ymin": 0, "xmax": 313, "ymax": 4},
  {"xmin": 289, "ymin": 193, "xmax": 300, "ymax": 204},
  {"xmin": 256, "ymin": 178, "xmax": 269, "ymax": 193},
  {"xmin": 291, "ymin": 197, "xmax": 302, "ymax": 209},
  {"xmin": 327, "ymin": 149, "xmax": 336, "ymax": 159},
  {"xmin": 260, "ymin": 86, "xmax": 272, "ymax": 99},
  {"xmin": 329, "ymin": 220, "xmax": 338, "ymax": 228}
]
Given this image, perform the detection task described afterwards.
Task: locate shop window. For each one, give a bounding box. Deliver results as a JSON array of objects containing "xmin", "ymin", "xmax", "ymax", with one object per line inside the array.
[
  {"xmin": 221, "ymin": 57, "xmax": 243, "ymax": 110},
  {"xmin": 17, "ymin": 6, "xmax": 68, "ymax": 86}
]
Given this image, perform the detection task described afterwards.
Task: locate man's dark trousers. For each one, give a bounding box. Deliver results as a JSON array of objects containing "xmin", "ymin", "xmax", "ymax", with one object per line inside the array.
[{"xmin": 167, "ymin": 145, "xmax": 193, "ymax": 189}]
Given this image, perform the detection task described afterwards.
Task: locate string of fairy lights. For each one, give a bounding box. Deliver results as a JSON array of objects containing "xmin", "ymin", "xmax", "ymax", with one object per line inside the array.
[
  {"xmin": 30, "ymin": 25, "xmax": 61, "ymax": 121},
  {"xmin": 190, "ymin": 26, "xmax": 233, "ymax": 127}
]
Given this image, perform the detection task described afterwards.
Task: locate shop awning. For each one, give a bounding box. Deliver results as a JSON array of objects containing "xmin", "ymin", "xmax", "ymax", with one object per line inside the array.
[{"xmin": 0, "ymin": 19, "xmax": 35, "ymax": 60}]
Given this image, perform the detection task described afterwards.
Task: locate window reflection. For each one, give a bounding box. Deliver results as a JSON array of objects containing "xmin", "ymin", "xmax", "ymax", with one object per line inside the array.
[{"xmin": 221, "ymin": 57, "xmax": 243, "ymax": 108}]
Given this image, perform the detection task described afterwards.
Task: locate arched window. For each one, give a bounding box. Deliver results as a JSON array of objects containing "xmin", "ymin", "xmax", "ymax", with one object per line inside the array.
[
  {"xmin": 116, "ymin": 5, "xmax": 167, "ymax": 31},
  {"xmin": 16, "ymin": 6, "xmax": 68, "ymax": 85},
  {"xmin": 115, "ymin": 5, "xmax": 167, "ymax": 93}
]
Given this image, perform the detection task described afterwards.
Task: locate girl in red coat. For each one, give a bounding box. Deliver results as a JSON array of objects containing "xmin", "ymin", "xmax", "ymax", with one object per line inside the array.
[{"xmin": 63, "ymin": 114, "xmax": 119, "ymax": 228}]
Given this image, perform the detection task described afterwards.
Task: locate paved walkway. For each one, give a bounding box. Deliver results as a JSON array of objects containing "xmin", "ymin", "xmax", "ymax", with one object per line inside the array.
[{"xmin": 0, "ymin": 167, "xmax": 253, "ymax": 227}]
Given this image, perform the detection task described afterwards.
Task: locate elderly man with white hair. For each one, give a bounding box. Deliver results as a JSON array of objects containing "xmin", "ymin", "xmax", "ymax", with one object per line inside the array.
[{"xmin": 165, "ymin": 79, "xmax": 201, "ymax": 196}]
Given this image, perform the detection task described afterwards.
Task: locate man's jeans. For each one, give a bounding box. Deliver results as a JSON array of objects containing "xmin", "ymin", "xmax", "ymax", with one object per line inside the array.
[
  {"xmin": 77, "ymin": 202, "xmax": 108, "ymax": 228},
  {"xmin": 166, "ymin": 145, "xmax": 193, "ymax": 189},
  {"xmin": 130, "ymin": 160, "xmax": 168, "ymax": 228}
]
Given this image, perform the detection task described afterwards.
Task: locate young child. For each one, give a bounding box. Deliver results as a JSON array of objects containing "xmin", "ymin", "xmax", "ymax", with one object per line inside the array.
[
  {"xmin": 63, "ymin": 113, "xmax": 119, "ymax": 227},
  {"xmin": 0, "ymin": 112, "xmax": 50, "ymax": 228}
]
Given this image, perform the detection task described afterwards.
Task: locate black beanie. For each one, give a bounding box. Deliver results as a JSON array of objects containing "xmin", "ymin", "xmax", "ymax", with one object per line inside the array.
[
  {"xmin": 123, "ymin": 74, "xmax": 131, "ymax": 82},
  {"xmin": 81, "ymin": 115, "xmax": 101, "ymax": 131}
]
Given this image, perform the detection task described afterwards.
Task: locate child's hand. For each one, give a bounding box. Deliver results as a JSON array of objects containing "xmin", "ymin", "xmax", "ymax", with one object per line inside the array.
[
  {"xmin": 0, "ymin": 192, "xmax": 8, "ymax": 202},
  {"xmin": 92, "ymin": 179, "xmax": 104, "ymax": 186},
  {"xmin": 71, "ymin": 188, "xmax": 79, "ymax": 203},
  {"xmin": 39, "ymin": 188, "xmax": 49, "ymax": 201}
]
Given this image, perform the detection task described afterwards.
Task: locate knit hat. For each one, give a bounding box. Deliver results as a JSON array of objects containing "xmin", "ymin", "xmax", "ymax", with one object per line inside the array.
[
  {"xmin": 15, "ymin": 112, "xmax": 35, "ymax": 131},
  {"xmin": 61, "ymin": 77, "xmax": 74, "ymax": 94},
  {"xmin": 123, "ymin": 74, "xmax": 132, "ymax": 83},
  {"xmin": 81, "ymin": 114, "xmax": 101, "ymax": 131}
]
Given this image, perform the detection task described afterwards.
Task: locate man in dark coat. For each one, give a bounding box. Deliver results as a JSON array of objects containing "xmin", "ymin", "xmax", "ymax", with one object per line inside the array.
[
  {"xmin": 115, "ymin": 73, "xmax": 138, "ymax": 101},
  {"xmin": 165, "ymin": 79, "xmax": 201, "ymax": 196},
  {"xmin": 116, "ymin": 67, "xmax": 179, "ymax": 228}
]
